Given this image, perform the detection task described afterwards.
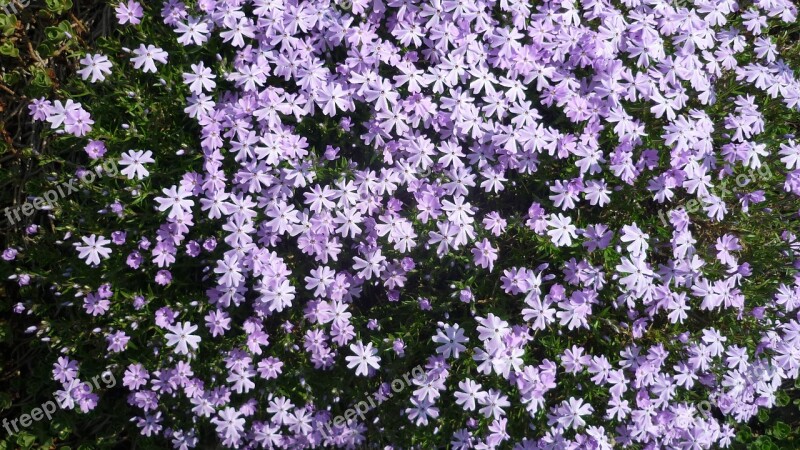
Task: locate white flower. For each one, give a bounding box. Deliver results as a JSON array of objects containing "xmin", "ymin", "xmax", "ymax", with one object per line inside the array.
[
  {"xmin": 619, "ymin": 223, "xmax": 649, "ymax": 256},
  {"xmin": 130, "ymin": 44, "xmax": 168, "ymax": 73},
  {"xmin": 165, "ymin": 321, "xmax": 201, "ymax": 355},
  {"xmin": 154, "ymin": 185, "xmax": 194, "ymax": 219},
  {"xmin": 552, "ymin": 397, "xmax": 594, "ymax": 431},
  {"xmin": 75, "ymin": 234, "xmax": 112, "ymax": 266},
  {"xmin": 77, "ymin": 54, "xmax": 113, "ymax": 83},
  {"xmin": 345, "ymin": 340, "xmax": 380, "ymax": 376},
  {"xmin": 119, "ymin": 149, "xmax": 155, "ymax": 180},
  {"xmin": 546, "ymin": 213, "xmax": 577, "ymax": 247}
]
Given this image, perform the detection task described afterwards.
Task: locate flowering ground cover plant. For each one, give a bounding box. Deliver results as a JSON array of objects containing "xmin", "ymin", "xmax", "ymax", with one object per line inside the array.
[{"xmin": 3, "ymin": 0, "xmax": 800, "ymax": 448}]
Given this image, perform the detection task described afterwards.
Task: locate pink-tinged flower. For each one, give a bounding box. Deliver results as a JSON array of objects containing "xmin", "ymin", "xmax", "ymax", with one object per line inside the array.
[
  {"xmin": 155, "ymin": 269, "xmax": 172, "ymax": 286},
  {"xmin": 106, "ymin": 330, "xmax": 130, "ymax": 353},
  {"xmin": 17, "ymin": 274, "xmax": 30, "ymax": 287},
  {"xmin": 84, "ymin": 140, "xmax": 107, "ymax": 159},
  {"xmin": 115, "ymin": 1, "xmax": 143, "ymax": 25},
  {"xmin": 130, "ymin": 44, "xmax": 168, "ymax": 73},
  {"xmin": 64, "ymin": 108, "xmax": 94, "ymax": 137},
  {"xmin": 53, "ymin": 356, "xmax": 79, "ymax": 383},
  {"xmin": 256, "ymin": 357, "xmax": 283, "ymax": 380},
  {"xmin": 345, "ymin": 340, "xmax": 381, "ymax": 376},
  {"xmin": 122, "ymin": 363, "xmax": 149, "ymax": 390},
  {"xmin": 165, "ymin": 321, "xmax": 201, "ymax": 356},
  {"xmin": 28, "ymin": 98, "xmax": 52, "ymax": 121},
  {"xmin": 482, "ymin": 211, "xmax": 507, "ymax": 236},
  {"xmin": 472, "ymin": 238, "xmax": 498, "ymax": 272},
  {"xmin": 119, "ymin": 149, "xmax": 155, "ymax": 180},
  {"xmin": 154, "ymin": 307, "xmax": 175, "ymax": 328},
  {"xmin": 78, "ymin": 54, "xmax": 113, "ymax": 83},
  {"xmin": 75, "ymin": 234, "xmax": 112, "ymax": 266},
  {"xmin": 205, "ymin": 309, "xmax": 231, "ymax": 337}
]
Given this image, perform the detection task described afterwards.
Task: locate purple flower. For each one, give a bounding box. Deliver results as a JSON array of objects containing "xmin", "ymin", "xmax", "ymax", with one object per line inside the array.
[
  {"xmin": 116, "ymin": 1, "xmax": 143, "ymax": 25},
  {"xmin": 97, "ymin": 284, "xmax": 113, "ymax": 299},
  {"xmin": 78, "ymin": 54, "xmax": 113, "ymax": 83},
  {"xmin": 2, "ymin": 248, "xmax": 18, "ymax": 261},
  {"xmin": 132, "ymin": 295, "xmax": 146, "ymax": 310},
  {"xmin": 126, "ymin": 250, "xmax": 143, "ymax": 269},
  {"xmin": 155, "ymin": 269, "xmax": 172, "ymax": 285},
  {"xmin": 111, "ymin": 231, "xmax": 127, "ymax": 245},
  {"xmin": 83, "ymin": 292, "xmax": 110, "ymax": 316},
  {"xmin": 84, "ymin": 140, "xmax": 107, "ymax": 159},
  {"xmin": 53, "ymin": 357, "xmax": 79, "ymax": 383},
  {"xmin": 165, "ymin": 321, "xmax": 201, "ymax": 355},
  {"xmin": 472, "ymin": 238, "xmax": 498, "ymax": 272},
  {"xmin": 154, "ymin": 307, "xmax": 175, "ymax": 328},
  {"xmin": 107, "ymin": 330, "xmax": 130, "ymax": 352},
  {"xmin": 203, "ymin": 237, "xmax": 217, "ymax": 252}
]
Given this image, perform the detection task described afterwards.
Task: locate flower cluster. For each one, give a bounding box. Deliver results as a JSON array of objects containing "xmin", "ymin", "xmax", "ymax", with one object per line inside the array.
[{"xmin": 9, "ymin": 0, "xmax": 800, "ymax": 447}]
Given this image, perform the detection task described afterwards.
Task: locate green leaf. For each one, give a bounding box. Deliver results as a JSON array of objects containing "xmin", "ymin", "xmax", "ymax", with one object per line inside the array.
[
  {"xmin": 0, "ymin": 392, "xmax": 11, "ymax": 410},
  {"xmin": 27, "ymin": 66, "xmax": 52, "ymax": 96},
  {"xmin": 0, "ymin": 13, "xmax": 16, "ymax": 36},
  {"xmin": 35, "ymin": 42, "xmax": 54, "ymax": 57},
  {"xmin": 2, "ymin": 68, "xmax": 21, "ymax": 85},
  {"xmin": 43, "ymin": 0, "xmax": 71, "ymax": 14},
  {"xmin": 772, "ymin": 422, "xmax": 790, "ymax": 440},
  {"xmin": 0, "ymin": 39, "xmax": 18, "ymax": 57},
  {"xmin": 44, "ymin": 26, "xmax": 62, "ymax": 40},
  {"xmin": 776, "ymin": 390, "xmax": 790, "ymax": 407},
  {"xmin": 15, "ymin": 433, "xmax": 36, "ymax": 449}
]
